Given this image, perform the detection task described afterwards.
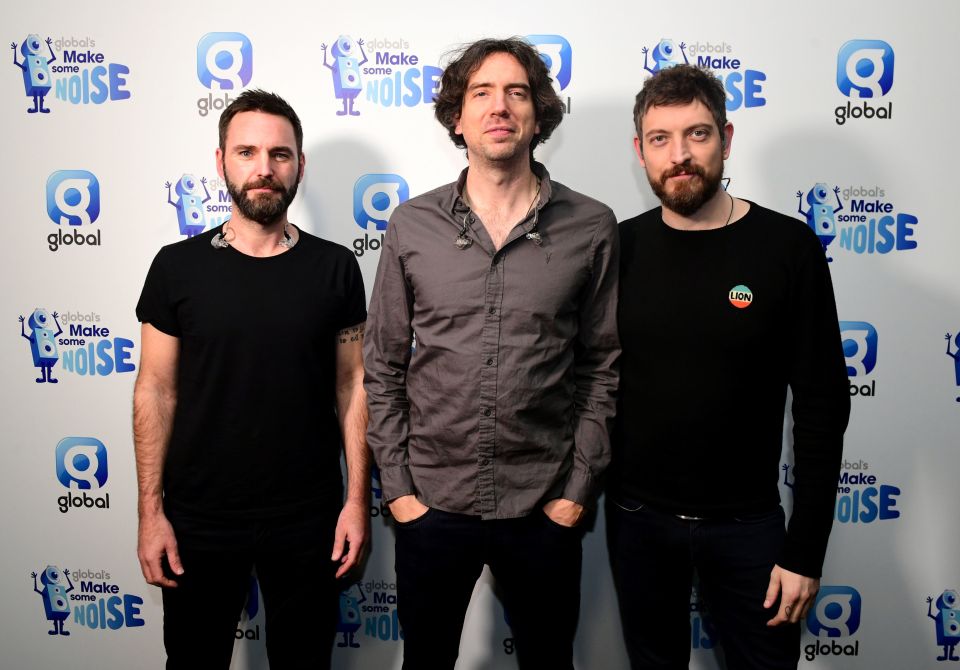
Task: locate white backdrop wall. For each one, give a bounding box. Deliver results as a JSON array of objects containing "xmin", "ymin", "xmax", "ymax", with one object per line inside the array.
[{"xmin": 2, "ymin": 1, "xmax": 958, "ymax": 668}]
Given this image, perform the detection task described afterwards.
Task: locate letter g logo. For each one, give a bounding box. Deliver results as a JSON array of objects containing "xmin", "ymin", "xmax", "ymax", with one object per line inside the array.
[
  {"xmin": 837, "ymin": 40, "xmax": 894, "ymax": 98},
  {"xmin": 197, "ymin": 32, "xmax": 253, "ymax": 90},
  {"xmin": 353, "ymin": 174, "xmax": 409, "ymax": 231},
  {"xmin": 807, "ymin": 585, "xmax": 862, "ymax": 637},
  {"xmin": 56, "ymin": 437, "xmax": 108, "ymax": 489},
  {"xmin": 46, "ymin": 170, "xmax": 100, "ymax": 226}
]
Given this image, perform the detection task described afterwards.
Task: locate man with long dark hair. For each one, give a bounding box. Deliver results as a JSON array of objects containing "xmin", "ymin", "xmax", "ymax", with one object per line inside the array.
[{"xmin": 365, "ymin": 38, "xmax": 619, "ymax": 669}]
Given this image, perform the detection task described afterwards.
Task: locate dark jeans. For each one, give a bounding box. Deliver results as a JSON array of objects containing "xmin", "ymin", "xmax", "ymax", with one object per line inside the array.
[
  {"xmin": 162, "ymin": 504, "xmax": 341, "ymax": 670},
  {"xmin": 394, "ymin": 507, "xmax": 584, "ymax": 670},
  {"xmin": 606, "ymin": 499, "xmax": 801, "ymax": 670}
]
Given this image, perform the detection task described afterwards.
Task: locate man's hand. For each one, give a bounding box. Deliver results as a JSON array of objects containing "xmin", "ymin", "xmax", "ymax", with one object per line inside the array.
[
  {"xmin": 332, "ymin": 499, "xmax": 370, "ymax": 579},
  {"xmin": 543, "ymin": 498, "xmax": 585, "ymax": 528},
  {"xmin": 764, "ymin": 564, "xmax": 819, "ymax": 625},
  {"xmin": 388, "ymin": 494, "xmax": 429, "ymax": 523},
  {"xmin": 137, "ymin": 511, "xmax": 182, "ymax": 588}
]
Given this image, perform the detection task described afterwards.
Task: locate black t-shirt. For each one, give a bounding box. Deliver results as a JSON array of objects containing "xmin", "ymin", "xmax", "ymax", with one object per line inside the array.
[
  {"xmin": 137, "ymin": 226, "xmax": 366, "ymax": 518},
  {"xmin": 611, "ymin": 202, "xmax": 850, "ymax": 577}
]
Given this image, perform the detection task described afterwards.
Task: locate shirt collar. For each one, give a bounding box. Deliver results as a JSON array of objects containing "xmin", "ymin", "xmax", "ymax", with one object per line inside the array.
[{"xmin": 449, "ymin": 161, "xmax": 553, "ymax": 217}]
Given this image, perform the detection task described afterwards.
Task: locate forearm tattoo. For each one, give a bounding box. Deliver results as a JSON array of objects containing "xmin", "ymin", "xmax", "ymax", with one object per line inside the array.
[{"xmin": 338, "ymin": 323, "xmax": 365, "ymax": 344}]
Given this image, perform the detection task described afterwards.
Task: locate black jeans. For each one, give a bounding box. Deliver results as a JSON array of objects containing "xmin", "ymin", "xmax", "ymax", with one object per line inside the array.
[
  {"xmin": 394, "ymin": 507, "xmax": 584, "ymax": 670},
  {"xmin": 606, "ymin": 499, "xmax": 801, "ymax": 670},
  {"xmin": 161, "ymin": 504, "xmax": 340, "ymax": 670}
]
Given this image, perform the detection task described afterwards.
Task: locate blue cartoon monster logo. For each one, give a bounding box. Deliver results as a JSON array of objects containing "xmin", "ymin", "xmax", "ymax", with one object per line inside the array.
[
  {"xmin": 32, "ymin": 565, "xmax": 74, "ymax": 635},
  {"xmin": 927, "ymin": 589, "xmax": 960, "ymax": 661},
  {"xmin": 337, "ymin": 582, "xmax": 365, "ymax": 648},
  {"xmin": 19, "ymin": 308, "xmax": 62, "ymax": 383},
  {"xmin": 946, "ymin": 332, "xmax": 960, "ymax": 403},
  {"xmin": 321, "ymin": 36, "xmax": 368, "ymax": 116},
  {"xmin": 11, "ymin": 34, "xmax": 56, "ymax": 113},
  {"xmin": 797, "ymin": 183, "xmax": 843, "ymax": 262},
  {"xmin": 166, "ymin": 174, "xmax": 212, "ymax": 237},
  {"xmin": 643, "ymin": 39, "xmax": 689, "ymax": 74}
]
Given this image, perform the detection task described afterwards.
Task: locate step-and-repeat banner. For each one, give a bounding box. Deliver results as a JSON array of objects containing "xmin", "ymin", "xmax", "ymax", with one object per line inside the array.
[{"xmin": 3, "ymin": 1, "xmax": 957, "ymax": 668}]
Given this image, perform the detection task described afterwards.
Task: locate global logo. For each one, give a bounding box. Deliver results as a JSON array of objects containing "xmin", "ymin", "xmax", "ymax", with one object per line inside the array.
[
  {"xmin": 804, "ymin": 585, "xmax": 862, "ymax": 661},
  {"xmin": 56, "ymin": 437, "xmax": 107, "ymax": 489},
  {"xmin": 196, "ymin": 32, "xmax": 252, "ymax": 117},
  {"xmin": 808, "ymin": 585, "xmax": 862, "ymax": 636},
  {"xmin": 8, "ymin": 34, "xmax": 131, "ymax": 114},
  {"xmin": 197, "ymin": 32, "xmax": 252, "ymax": 90},
  {"xmin": 45, "ymin": 170, "xmax": 102, "ymax": 252},
  {"xmin": 835, "ymin": 39, "xmax": 894, "ymax": 125},
  {"xmin": 56, "ymin": 437, "xmax": 110, "ymax": 514},
  {"xmin": 642, "ymin": 38, "xmax": 765, "ymax": 111},
  {"xmin": 237, "ymin": 575, "xmax": 262, "ymax": 641},
  {"xmin": 840, "ymin": 321, "xmax": 877, "ymax": 397},
  {"xmin": 47, "ymin": 170, "xmax": 100, "ymax": 225},
  {"xmin": 837, "ymin": 40, "xmax": 894, "ymax": 98},
  {"xmin": 526, "ymin": 35, "xmax": 572, "ymax": 90},
  {"xmin": 840, "ymin": 321, "xmax": 877, "ymax": 376},
  {"xmin": 353, "ymin": 174, "xmax": 409, "ymax": 257},
  {"xmin": 321, "ymin": 34, "xmax": 441, "ymax": 114},
  {"xmin": 728, "ymin": 284, "xmax": 752, "ymax": 309}
]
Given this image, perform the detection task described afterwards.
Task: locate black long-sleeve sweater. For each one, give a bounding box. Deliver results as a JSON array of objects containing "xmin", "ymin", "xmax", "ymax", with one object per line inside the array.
[{"xmin": 610, "ymin": 201, "xmax": 851, "ymax": 577}]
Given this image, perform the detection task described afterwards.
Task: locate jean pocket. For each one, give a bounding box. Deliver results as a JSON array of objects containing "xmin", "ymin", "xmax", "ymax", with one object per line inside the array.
[
  {"xmin": 539, "ymin": 507, "xmax": 583, "ymax": 533},
  {"xmin": 393, "ymin": 506, "xmax": 434, "ymax": 528}
]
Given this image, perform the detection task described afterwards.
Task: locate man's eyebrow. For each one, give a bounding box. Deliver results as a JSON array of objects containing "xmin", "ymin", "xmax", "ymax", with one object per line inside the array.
[{"xmin": 466, "ymin": 81, "xmax": 531, "ymax": 91}]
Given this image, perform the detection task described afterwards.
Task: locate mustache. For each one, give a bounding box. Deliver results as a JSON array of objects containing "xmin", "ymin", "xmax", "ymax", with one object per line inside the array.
[
  {"xmin": 244, "ymin": 177, "xmax": 285, "ymax": 192},
  {"xmin": 661, "ymin": 163, "xmax": 707, "ymax": 182}
]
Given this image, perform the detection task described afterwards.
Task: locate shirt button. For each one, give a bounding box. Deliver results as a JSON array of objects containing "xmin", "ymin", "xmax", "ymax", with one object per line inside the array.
[
  {"xmin": 479, "ymin": 458, "xmax": 488, "ymax": 466},
  {"xmin": 488, "ymin": 306, "xmax": 496, "ymax": 315},
  {"xmin": 482, "ymin": 408, "xmax": 491, "ymax": 417},
  {"xmin": 486, "ymin": 358, "xmax": 494, "ymax": 366}
]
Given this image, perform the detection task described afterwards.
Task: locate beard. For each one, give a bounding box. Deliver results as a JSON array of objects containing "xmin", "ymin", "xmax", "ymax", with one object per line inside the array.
[
  {"xmin": 649, "ymin": 159, "xmax": 723, "ymax": 217},
  {"xmin": 224, "ymin": 166, "xmax": 299, "ymax": 226}
]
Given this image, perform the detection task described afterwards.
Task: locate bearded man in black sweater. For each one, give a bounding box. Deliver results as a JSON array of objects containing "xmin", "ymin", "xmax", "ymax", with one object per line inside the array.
[{"xmin": 607, "ymin": 64, "xmax": 850, "ymax": 670}]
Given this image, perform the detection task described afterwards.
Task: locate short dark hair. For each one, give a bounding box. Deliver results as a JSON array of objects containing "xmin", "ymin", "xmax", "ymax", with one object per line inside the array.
[
  {"xmin": 434, "ymin": 37, "xmax": 564, "ymax": 154},
  {"xmin": 219, "ymin": 89, "xmax": 303, "ymax": 155},
  {"xmin": 633, "ymin": 65, "xmax": 728, "ymax": 151}
]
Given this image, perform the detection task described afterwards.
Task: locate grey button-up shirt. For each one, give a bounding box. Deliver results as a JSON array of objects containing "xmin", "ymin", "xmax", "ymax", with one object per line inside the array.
[{"xmin": 364, "ymin": 164, "xmax": 619, "ymax": 519}]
